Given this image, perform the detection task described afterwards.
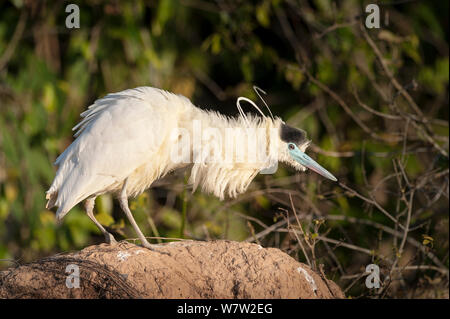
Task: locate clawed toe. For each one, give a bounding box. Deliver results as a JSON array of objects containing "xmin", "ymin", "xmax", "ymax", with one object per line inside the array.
[{"xmin": 142, "ymin": 242, "xmax": 170, "ymax": 256}]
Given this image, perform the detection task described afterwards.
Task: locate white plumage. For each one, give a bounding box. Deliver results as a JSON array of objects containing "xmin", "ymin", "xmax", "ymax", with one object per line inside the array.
[{"xmin": 46, "ymin": 86, "xmax": 334, "ymax": 250}]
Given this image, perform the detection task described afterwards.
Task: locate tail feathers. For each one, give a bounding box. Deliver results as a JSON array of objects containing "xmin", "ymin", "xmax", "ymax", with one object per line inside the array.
[
  {"xmin": 55, "ymin": 202, "xmax": 73, "ymax": 222},
  {"xmin": 46, "ymin": 190, "xmax": 72, "ymax": 222},
  {"xmin": 45, "ymin": 189, "xmax": 67, "ymax": 220},
  {"xmin": 46, "ymin": 154, "xmax": 83, "ymax": 221},
  {"xmin": 45, "ymin": 185, "xmax": 86, "ymax": 222},
  {"xmin": 45, "ymin": 190, "xmax": 58, "ymax": 209},
  {"xmin": 51, "ymin": 192, "xmax": 83, "ymax": 222}
]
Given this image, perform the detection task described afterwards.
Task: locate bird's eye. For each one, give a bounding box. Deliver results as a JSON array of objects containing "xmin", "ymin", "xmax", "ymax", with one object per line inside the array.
[{"xmin": 288, "ymin": 143, "xmax": 295, "ymax": 150}]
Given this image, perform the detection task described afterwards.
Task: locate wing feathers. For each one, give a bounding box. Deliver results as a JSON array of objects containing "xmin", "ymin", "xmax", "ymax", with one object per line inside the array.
[{"xmin": 47, "ymin": 87, "xmax": 178, "ymax": 219}]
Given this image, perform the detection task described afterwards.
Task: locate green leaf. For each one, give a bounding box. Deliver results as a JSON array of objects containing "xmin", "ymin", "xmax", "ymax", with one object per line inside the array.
[{"xmin": 256, "ymin": 2, "xmax": 271, "ymax": 28}]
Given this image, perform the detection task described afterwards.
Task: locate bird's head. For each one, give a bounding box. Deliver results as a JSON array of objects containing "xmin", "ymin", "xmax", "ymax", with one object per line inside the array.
[{"xmin": 277, "ymin": 123, "xmax": 337, "ymax": 181}]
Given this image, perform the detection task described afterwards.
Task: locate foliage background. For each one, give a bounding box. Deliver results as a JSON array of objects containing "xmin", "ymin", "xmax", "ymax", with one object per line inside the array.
[{"xmin": 0, "ymin": 0, "xmax": 448, "ymax": 298}]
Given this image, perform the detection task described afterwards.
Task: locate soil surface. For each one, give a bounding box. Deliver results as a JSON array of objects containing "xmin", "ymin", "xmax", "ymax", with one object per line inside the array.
[{"xmin": 0, "ymin": 240, "xmax": 344, "ymax": 298}]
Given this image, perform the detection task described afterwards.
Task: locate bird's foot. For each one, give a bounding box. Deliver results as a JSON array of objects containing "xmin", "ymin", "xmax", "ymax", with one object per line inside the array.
[
  {"xmin": 141, "ymin": 241, "xmax": 171, "ymax": 256},
  {"xmin": 104, "ymin": 233, "xmax": 117, "ymax": 245}
]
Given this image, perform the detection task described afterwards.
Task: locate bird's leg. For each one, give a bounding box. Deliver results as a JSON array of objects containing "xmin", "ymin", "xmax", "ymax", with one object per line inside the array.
[
  {"xmin": 119, "ymin": 179, "xmax": 168, "ymax": 255},
  {"xmin": 85, "ymin": 197, "xmax": 117, "ymax": 244}
]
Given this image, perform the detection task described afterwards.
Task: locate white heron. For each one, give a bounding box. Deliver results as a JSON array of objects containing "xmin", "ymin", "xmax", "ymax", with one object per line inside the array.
[{"xmin": 46, "ymin": 86, "xmax": 336, "ymax": 250}]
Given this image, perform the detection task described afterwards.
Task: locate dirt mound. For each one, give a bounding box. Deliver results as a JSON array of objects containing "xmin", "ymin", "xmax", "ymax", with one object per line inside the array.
[{"xmin": 0, "ymin": 240, "xmax": 344, "ymax": 298}]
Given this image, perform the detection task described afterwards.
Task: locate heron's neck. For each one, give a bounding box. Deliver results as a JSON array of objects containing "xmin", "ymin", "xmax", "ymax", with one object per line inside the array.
[{"xmin": 183, "ymin": 110, "xmax": 282, "ymax": 199}]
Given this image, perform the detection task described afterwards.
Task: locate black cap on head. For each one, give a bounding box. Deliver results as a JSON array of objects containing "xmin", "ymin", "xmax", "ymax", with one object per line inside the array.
[{"xmin": 280, "ymin": 123, "xmax": 307, "ymax": 146}]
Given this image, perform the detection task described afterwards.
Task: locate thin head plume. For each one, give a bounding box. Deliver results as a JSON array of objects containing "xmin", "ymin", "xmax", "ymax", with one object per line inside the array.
[
  {"xmin": 236, "ymin": 96, "xmax": 267, "ymax": 128},
  {"xmin": 253, "ymin": 86, "xmax": 274, "ymax": 121},
  {"xmin": 236, "ymin": 86, "xmax": 275, "ymax": 128}
]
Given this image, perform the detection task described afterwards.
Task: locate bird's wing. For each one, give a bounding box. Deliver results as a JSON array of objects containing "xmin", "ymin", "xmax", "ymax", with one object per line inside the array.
[{"xmin": 48, "ymin": 87, "xmax": 180, "ymax": 218}]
